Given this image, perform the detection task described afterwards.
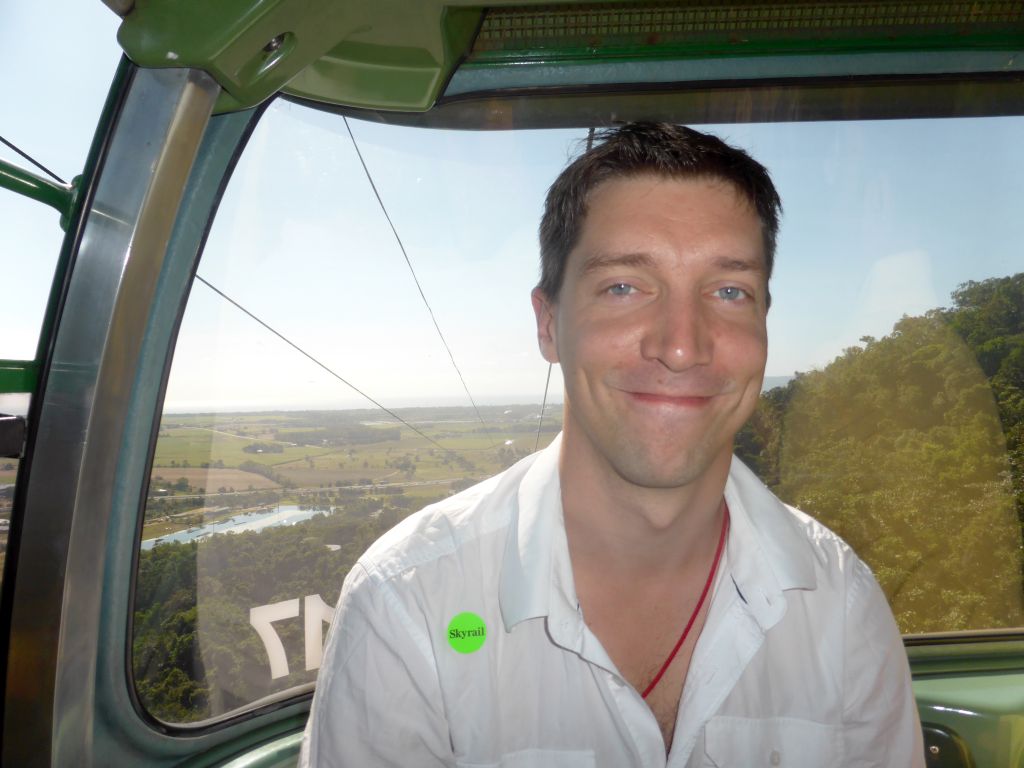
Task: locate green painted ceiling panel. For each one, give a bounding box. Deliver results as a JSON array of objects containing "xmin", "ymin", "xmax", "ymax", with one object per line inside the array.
[
  {"xmin": 117, "ymin": 0, "xmax": 487, "ymax": 112},
  {"xmin": 114, "ymin": 0, "xmax": 1024, "ymax": 113}
]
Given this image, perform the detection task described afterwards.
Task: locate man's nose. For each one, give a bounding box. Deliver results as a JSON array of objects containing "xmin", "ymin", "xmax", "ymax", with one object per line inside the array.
[{"xmin": 640, "ymin": 295, "xmax": 712, "ymax": 371}]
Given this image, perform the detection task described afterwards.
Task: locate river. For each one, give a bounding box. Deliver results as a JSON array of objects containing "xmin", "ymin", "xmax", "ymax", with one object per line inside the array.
[{"xmin": 141, "ymin": 504, "xmax": 329, "ymax": 550}]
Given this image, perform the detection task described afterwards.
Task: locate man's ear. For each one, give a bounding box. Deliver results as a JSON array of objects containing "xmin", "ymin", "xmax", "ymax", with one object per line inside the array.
[{"xmin": 531, "ymin": 287, "xmax": 559, "ymax": 364}]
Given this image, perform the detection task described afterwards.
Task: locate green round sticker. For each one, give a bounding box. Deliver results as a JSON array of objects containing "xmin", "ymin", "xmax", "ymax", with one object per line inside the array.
[{"xmin": 447, "ymin": 612, "xmax": 487, "ymax": 654}]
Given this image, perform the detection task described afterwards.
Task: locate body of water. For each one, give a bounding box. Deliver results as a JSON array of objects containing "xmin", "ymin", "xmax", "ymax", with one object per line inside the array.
[{"xmin": 141, "ymin": 505, "xmax": 328, "ymax": 550}]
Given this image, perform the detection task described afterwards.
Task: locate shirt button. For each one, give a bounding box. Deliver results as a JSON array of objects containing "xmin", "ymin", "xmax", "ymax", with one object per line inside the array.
[{"xmin": 770, "ymin": 749, "xmax": 781, "ymax": 765}]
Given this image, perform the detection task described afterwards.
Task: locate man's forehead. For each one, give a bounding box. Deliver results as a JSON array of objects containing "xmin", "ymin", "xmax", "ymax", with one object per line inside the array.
[
  {"xmin": 580, "ymin": 173, "xmax": 764, "ymax": 232},
  {"xmin": 571, "ymin": 178, "xmax": 767, "ymax": 267},
  {"xmin": 586, "ymin": 171, "xmax": 752, "ymax": 206}
]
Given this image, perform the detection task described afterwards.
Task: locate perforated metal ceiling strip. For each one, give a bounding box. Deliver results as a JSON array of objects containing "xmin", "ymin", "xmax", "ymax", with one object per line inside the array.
[{"xmin": 472, "ymin": 1, "xmax": 1024, "ymax": 55}]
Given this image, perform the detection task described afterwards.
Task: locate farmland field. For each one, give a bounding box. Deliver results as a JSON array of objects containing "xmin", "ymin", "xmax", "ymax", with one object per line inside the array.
[
  {"xmin": 144, "ymin": 405, "xmax": 562, "ymax": 539},
  {"xmin": 150, "ymin": 467, "xmax": 281, "ymax": 492}
]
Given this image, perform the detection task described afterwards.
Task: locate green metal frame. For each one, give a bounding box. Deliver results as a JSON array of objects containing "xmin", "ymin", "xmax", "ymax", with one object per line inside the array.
[
  {"xmin": 113, "ymin": 0, "xmax": 1024, "ymax": 114},
  {"xmin": 0, "ymin": 159, "xmax": 75, "ymax": 397},
  {"xmin": 909, "ymin": 637, "xmax": 1024, "ymax": 767},
  {"xmin": 116, "ymin": 0, "xmax": 482, "ymax": 113},
  {"xmin": 0, "ymin": 361, "xmax": 39, "ymax": 395},
  {"xmin": 0, "ymin": 161, "xmax": 72, "ymax": 220}
]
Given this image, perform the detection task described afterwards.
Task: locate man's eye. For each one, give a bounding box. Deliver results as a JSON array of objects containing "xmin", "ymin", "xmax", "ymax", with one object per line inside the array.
[
  {"xmin": 607, "ymin": 283, "xmax": 635, "ymax": 296},
  {"xmin": 715, "ymin": 286, "xmax": 748, "ymax": 301}
]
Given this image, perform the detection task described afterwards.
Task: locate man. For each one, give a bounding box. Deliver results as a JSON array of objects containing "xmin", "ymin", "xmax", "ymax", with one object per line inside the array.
[{"xmin": 301, "ymin": 123, "xmax": 924, "ymax": 767}]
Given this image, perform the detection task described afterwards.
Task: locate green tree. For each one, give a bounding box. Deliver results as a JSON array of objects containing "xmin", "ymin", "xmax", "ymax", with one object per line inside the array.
[{"xmin": 774, "ymin": 313, "xmax": 1022, "ymax": 633}]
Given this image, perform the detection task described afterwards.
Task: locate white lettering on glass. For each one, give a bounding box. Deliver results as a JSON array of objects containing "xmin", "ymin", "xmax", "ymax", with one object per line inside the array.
[
  {"xmin": 250, "ymin": 598, "xmax": 300, "ymax": 679},
  {"xmin": 250, "ymin": 594, "xmax": 336, "ymax": 678}
]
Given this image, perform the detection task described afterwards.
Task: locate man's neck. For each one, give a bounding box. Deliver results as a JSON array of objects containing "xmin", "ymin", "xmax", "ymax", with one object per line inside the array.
[
  {"xmin": 557, "ymin": 421, "xmax": 732, "ymax": 745},
  {"xmin": 558, "ymin": 429, "xmax": 731, "ymax": 579}
]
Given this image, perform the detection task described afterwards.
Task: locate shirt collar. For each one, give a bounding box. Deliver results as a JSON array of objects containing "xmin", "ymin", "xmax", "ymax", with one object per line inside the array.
[
  {"xmin": 499, "ymin": 433, "xmax": 575, "ymax": 632},
  {"xmin": 721, "ymin": 455, "xmax": 818, "ymax": 631},
  {"xmin": 724, "ymin": 455, "xmax": 817, "ymax": 592},
  {"xmin": 498, "ymin": 437, "xmax": 819, "ymax": 633}
]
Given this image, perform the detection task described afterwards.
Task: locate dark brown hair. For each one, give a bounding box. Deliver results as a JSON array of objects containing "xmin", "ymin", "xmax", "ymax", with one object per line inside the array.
[{"xmin": 538, "ymin": 122, "xmax": 782, "ymax": 300}]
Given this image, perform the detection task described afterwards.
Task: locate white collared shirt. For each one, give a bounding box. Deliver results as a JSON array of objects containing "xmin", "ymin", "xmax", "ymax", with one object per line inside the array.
[{"xmin": 301, "ymin": 435, "xmax": 924, "ymax": 767}]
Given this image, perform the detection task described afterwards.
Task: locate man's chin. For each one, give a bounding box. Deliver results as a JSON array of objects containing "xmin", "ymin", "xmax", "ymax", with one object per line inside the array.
[{"xmin": 608, "ymin": 447, "xmax": 722, "ymax": 491}]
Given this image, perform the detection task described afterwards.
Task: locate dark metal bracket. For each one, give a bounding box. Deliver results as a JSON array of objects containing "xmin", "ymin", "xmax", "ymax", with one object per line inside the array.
[
  {"xmin": 0, "ymin": 413, "xmax": 26, "ymax": 459},
  {"xmin": 923, "ymin": 723, "xmax": 976, "ymax": 768}
]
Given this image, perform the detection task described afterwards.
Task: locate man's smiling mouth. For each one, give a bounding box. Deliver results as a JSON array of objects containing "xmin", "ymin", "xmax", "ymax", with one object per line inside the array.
[{"xmin": 626, "ymin": 391, "xmax": 716, "ymax": 406}]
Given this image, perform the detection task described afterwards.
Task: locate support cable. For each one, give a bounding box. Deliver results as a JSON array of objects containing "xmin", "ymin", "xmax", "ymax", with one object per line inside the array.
[
  {"xmin": 533, "ymin": 126, "xmax": 595, "ymax": 452},
  {"xmin": 195, "ymin": 274, "xmax": 457, "ymax": 455},
  {"xmin": 342, "ymin": 117, "xmax": 495, "ymax": 447},
  {"xmin": 0, "ymin": 134, "xmax": 66, "ymax": 185},
  {"xmin": 533, "ymin": 364, "xmax": 553, "ymax": 452}
]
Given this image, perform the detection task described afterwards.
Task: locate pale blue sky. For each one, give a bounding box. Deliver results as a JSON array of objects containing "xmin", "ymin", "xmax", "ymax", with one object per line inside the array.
[{"xmin": 4, "ymin": 2, "xmax": 1024, "ymax": 414}]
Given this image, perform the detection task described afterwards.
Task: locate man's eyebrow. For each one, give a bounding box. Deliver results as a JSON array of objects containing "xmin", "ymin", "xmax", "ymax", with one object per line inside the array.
[
  {"xmin": 578, "ymin": 252, "xmax": 656, "ymax": 275},
  {"xmin": 711, "ymin": 255, "xmax": 766, "ymax": 274}
]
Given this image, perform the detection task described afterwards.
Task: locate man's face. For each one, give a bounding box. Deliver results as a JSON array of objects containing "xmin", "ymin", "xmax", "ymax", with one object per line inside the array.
[{"xmin": 532, "ymin": 174, "xmax": 769, "ymax": 490}]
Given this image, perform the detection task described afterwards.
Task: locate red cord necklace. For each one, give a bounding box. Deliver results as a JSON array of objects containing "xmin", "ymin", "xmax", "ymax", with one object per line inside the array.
[{"xmin": 640, "ymin": 504, "xmax": 730, "ymax": 700}]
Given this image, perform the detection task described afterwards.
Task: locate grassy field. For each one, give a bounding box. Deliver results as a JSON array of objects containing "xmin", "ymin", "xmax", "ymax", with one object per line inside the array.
[
  {"xmin": 154, "ymin": 411, "xmax": 554, "ymax": 472},
  {"xmin": 141, "ymin": 406, "xmax": 561, "ymax": 539},
  {"xmin": 151, "ymin": 426, "xmax": 338, "ymax": 469},
  {"xmin": 150, "ymin": 467, "xmax": 281, "ymax": 492}
]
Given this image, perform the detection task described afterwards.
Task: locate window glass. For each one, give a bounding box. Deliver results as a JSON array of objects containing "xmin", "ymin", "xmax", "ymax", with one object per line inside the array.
[
  {"xmin": 0, "ymin": 0, "xmax": 122, "ymax": 593},
  {"xmin": 133, "ymin": 103, "xmax": 569, "ymax": 724},
  {"xmin": 0, "ymin": 456, "xmax": 13, "ymax": 574},
  {"xmin": 133, "ymin": 99, "xmax": 1024, "ymax": 724}
]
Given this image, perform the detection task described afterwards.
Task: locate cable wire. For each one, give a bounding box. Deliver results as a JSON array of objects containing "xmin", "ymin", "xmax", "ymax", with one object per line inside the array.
[
  {"xmin": 533, "ymin": 126, "xmax": 595, "ymax": 450},
  {"xmin": 0, "ymin": 134, "xmax": 66, "ymax": 185},
  {"xmin": 195, "ymin": 274, "xmax": 458, "ymax": 455},
  {"xmin": 534, "ymin": 364, "xmax": 553, "ymax": 452},
  {"xmin": 342, "ymin": 117, "xmax": 495, "ymax": 446}
]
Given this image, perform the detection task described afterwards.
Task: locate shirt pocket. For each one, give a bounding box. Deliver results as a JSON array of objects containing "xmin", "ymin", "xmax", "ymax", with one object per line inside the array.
[
  {"xmin": 457, "ymin": 749, "xmax": 596, "ymax": 768},
  {"xmin": 702, "ymin": 716, "xmax": 843, "ymax": 767}
]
